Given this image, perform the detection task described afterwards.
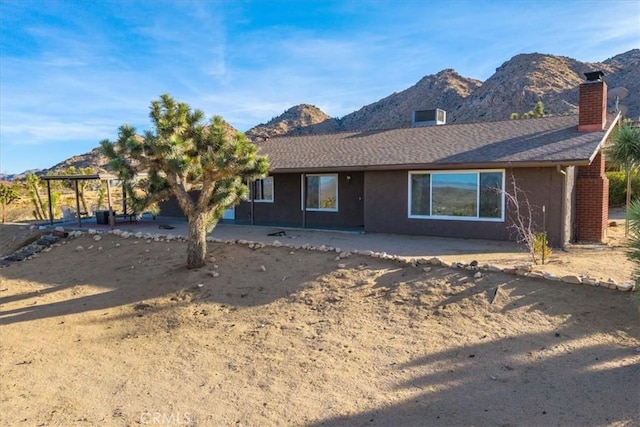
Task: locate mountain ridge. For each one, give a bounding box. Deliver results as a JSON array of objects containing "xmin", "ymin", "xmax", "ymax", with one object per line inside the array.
[{"xmin": 2, "ymin": 49, "xmax": 637, "ymax": 179}]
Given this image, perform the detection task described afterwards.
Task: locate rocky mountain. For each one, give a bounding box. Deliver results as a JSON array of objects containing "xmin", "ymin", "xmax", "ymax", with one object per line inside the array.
[
  {"xmin": 338, "ymin": 69, "xmax": 482, "ymax": 131},
  {"xmin": 14, "ymin": 49, "xmax": 637, "ymax": 177},
  {"xmin": 38, "ymin": 119, "xmax": 242, "ymax": 176},
  {"xmin": 245, "ymin": 104, "xmax": 337, "ymax": 141},
  {"xmin": 245, "ymin": 49, "xmax": 639, "ymax": 139},
  {"xmin": 43, "ymin": 146, "xmax": 112, "ymax": 175}
]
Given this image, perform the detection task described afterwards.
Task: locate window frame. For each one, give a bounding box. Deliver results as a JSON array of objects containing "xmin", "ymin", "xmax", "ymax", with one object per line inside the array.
[
  {"xmin": 249, "ymin": 177, "xmax": 274, "ymax": 203},
  {"xmin": 407, "ymin": 169, "xmax": 505, "ymax": 222},
  {"xmin": 302, "ymin": 173, "xmax": 339, "ymax": 212}
]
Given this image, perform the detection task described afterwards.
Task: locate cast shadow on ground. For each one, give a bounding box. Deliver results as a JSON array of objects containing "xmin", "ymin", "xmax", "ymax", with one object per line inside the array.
[
  {"xmin": 308, "ymin": 278, "xmax": 639, "ymax": 426},
  {"xmin": 309, "ymin": 329, "xmax": 638, "ymax": 426},
  {"xmin": 0, "ymin": 236, "xmax": 347, "ymax": 325}
]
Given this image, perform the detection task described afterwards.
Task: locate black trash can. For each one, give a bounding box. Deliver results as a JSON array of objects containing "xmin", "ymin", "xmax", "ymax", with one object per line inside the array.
[{"xmin": 95, "ymin": 210, "xmax": 113, "ymax": 225}]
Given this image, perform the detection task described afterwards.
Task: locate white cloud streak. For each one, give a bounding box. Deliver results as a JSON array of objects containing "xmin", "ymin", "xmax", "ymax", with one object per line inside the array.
[{"xmin": 1, "ymin": 0, "xmax": 638, "ymax": 173}]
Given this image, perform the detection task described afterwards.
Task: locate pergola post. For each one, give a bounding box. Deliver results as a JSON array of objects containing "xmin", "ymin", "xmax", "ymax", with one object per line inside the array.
[
  {"xmin": 74, "ymin": 180, "xmax": 82, "ymax": 227},
  {"xmin": 47, "ymin": 180, "xmax": 53, "ymax": 225},
  {"xmin": 106, "ymin": 179, "xmax": 115, "ymax": 228}
]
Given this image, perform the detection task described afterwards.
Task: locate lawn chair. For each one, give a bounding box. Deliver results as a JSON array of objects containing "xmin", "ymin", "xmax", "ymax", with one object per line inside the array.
[{"xmin": 62, "ymin": 206, "xmax": 77, "ymax": 222}]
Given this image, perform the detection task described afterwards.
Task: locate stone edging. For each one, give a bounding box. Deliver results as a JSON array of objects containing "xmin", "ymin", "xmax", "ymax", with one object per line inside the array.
[{"xmin": 2, "ymin": 226, "xmax": 637, "ymax": 293}]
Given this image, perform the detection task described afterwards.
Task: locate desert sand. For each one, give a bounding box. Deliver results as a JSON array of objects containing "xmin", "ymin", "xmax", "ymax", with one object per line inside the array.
[{"xmin": 0, "ymin": 222, "xmax": 638, "ymax": 426}]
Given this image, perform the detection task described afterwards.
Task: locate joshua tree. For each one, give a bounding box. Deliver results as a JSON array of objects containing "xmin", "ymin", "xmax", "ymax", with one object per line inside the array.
[
  {"xmin": 101, "ymin": 94, "xmax": 269, "ymax": 268},
  {"xmin": 0, "ymin": 183, "xmax": 20, "ymax": 223},
  {"xmin": 25, "ymin": 173, "xmax": 46, "ymax": 220}
]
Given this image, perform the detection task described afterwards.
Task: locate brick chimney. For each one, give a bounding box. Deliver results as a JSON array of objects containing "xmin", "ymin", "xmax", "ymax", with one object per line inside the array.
[
  {"xmin": 575, "ymin": 70, "xmax": 609, "ymax": 242},
  {"xmin": 578, "ymin": 70, "xmax": 607, "ymax": 132}
]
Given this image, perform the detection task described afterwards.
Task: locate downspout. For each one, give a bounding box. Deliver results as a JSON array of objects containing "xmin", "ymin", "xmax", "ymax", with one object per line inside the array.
[
  {"xmin": 556, "ymin": 165, "xmax": 567, "ymax": 248},
  {"xmin": 251, "ymin": 180, "xmax": 255, "ymax": 226},
  {"xmin": 302, "ymin": 173, "xmax": 307, "ymax": 229}
]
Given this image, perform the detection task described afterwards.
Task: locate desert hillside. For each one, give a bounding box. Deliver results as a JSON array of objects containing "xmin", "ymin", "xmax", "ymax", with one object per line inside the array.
[{"xmin": 2, "ymin": 49, "xmax": 637, "ymax": 180}]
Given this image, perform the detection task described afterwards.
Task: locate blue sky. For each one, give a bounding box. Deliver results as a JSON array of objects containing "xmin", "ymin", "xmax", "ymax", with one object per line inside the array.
[{"xmin": 1, "ymin": 0, "xmax": 638, "ymax": 174}]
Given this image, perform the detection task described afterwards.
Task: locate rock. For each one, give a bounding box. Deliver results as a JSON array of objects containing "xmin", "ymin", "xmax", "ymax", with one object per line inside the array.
[
  {"xmin": 485, "ymin": 265, "xmax": 503, "ymax": 272},
  {"xmin": 617, "ymin": 282, "xmax": 634, "ymax": 292},
  {"xmin": 428, "ymin": 257, "xmax": 443, "ymax": 266},
  {"xmin": 272, "ymin": 240, "xmax": 282, "ymax": 247},
  {"xmin": 543, "ymin": 272, "xmax": 560, "ymax": 281},
  {"xmin": 527, "ymin": 271, "xmax": 544, "ymax": 279},
  {"xmin": 115, "ymin": 243, "xmax": 121, "ymax": 248},
  {"xmin": 36, "ymin": 235, "xmax": 59, "ymax": 246},
  {"xmin": 259, "ymin": 265, "xmax": 267, "ymax": 272},
  {"xmin": 599, "ymin": 279, "xmax": 616, "ymax": 288},
  {"xmin": 422, "ymin": 267, "xmax": 432, "ymax": 273},
  {"xmin": 561, "ymin": 275, "xmax": 582, "ymax": 285},
  {"xmin": 133, "ymin": 302, "xmax": 152, "ymax": 310},
  {"xmin": 474, "ymin": 271, "xmax": 482, "ymax": 278},
  {"xmin": 75, "ymin": 245, "xmax": 84, "ymax": 252},
  {"xmin": 54, "ymin": 226, "xmax": 65, "ymax": 233},
  {"xmin": 360, "ymin": 250, "xmax": 374, "ymax": 256},
  {"xmin": 339, "ymin": 252, "xmax": 350, "ymax": 259},
  {"xmin": 337, "ymin": 263, "xmax": 347, "ymax": 269},
  {"xmin": 582, "ymin": 277, "xmax": 598, "ymax": 286},
  {"xmin": 515, "ymin": 264, "xmax": 533, "ymax": 272},
  {"xmin": 93, "ymin": 235, "xmax": 102, "ymax": 241}
]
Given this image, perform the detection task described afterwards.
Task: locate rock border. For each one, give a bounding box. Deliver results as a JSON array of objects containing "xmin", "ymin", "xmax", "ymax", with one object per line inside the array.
[{"xmin": 3, "ymin": 226, "xmax": 636, "ymax": 293}]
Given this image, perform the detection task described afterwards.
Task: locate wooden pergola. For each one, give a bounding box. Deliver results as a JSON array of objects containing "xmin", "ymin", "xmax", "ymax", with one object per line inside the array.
[{"xmin": 41, "ymin": 173, "xmax": 123, "ymax": 227}]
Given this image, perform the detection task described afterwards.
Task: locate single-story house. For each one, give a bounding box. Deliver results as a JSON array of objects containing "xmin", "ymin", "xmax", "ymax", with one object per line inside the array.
[{"xmin": 161, "ymin": 72, "xmax": 619, "ymax": 247}]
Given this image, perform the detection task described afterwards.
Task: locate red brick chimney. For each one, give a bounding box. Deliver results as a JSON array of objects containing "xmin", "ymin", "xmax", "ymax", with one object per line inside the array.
[
  {"xmin": 578, "ymin": 70, "xmax": 607, "ymax": 132},
  {"xmin": 575, "ymin": 70, "xmax": 609, "ymax": 242}
]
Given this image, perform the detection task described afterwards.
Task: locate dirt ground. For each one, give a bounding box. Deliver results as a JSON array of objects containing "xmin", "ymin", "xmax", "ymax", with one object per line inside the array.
[{"xmin": 0, "ymin": 223, "xmax": 638, "ymax": 426}]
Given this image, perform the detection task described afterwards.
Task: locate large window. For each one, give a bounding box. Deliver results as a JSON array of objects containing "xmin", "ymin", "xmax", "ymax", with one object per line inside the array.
[
  {"xmin": 304, "ymin": 174, "xmax": 338, "ymax": 211},
  {"xmin": 250, "ymin": 177, "xmax": 274, "ymax": 202},
  {"xmin": 408, "ymin": 170, "xmax": 504, "ymax": 221}
]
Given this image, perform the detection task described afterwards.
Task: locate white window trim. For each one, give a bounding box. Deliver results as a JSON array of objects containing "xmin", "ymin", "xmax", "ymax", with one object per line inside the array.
[
  {"xmin": 301, "ymin": 173, "xmax": 339, "ymax": 212},
  {"xmin": 249, "ymin": 177, "xmax": 274, "ymax": 203},
  {"xmin": 407, "ymin": 169, "xmax": 505, "ymax": 222}
]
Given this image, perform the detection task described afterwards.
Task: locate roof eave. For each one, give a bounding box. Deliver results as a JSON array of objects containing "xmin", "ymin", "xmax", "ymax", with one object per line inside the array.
[{"xmin": 269, "ymin": 159, "xmax": 593, "ymax": 174}]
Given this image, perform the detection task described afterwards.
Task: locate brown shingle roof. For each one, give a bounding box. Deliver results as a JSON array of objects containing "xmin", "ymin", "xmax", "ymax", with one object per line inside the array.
[{"xmin": 256, "ymin": 115, "xmax": 618, "ymax": 173}]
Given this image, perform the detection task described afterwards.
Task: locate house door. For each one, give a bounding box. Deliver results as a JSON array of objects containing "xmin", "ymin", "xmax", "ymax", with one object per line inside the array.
[{"xmin": 223, "ymin": 207, "xmax": 235, "ymax": 220}]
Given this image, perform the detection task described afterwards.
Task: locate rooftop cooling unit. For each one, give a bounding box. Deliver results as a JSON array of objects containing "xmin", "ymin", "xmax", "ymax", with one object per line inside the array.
[{"xmin": 412, "ymin": 108, "xmax": 446, "ymax": 127}]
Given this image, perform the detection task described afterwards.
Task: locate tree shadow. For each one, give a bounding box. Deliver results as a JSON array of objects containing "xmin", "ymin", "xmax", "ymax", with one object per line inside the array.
[
  {"xmin": 0, "ymin": 237, "xmax": 340, "ymax": 325},
  {"xmin": 307, "ymin": 269, "xmax": 640, "ymax": 426},
  {"xmin": 310, "ymin": 332, "xmax": 638, "ymax": 426}
]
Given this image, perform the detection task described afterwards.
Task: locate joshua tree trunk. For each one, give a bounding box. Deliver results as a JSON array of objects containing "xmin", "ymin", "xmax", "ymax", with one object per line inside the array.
[{"xmin": 186, "ymin": 211, "xmax": 208, "ymax": 269}]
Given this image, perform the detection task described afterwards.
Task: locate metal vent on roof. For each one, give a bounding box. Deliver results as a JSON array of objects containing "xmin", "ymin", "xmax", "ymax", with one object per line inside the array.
[{"xmin": 412, "ymin": 108, "xmax": 446, "ymax": 127}]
